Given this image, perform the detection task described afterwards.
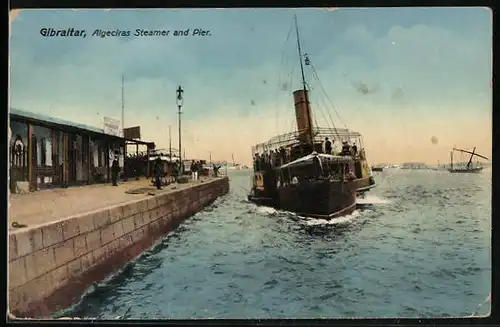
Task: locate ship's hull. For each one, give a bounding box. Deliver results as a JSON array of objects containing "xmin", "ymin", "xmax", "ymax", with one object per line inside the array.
[
  {"xmin": 353, "ymin": 176, "xmax": 376, "ymax": 194},
  {"xmin": 248, "ymin": 175, "xmax": 373, "ymax": 207},
  {"xmin": 249, "ymin": 179, "xmax": 354, "ymax": 219},
  {"xmin": 247, "ymin": 194, "xmax": 277, "ymax": 207},
  {"xmin": 371, "ymin": 167, "xmax": 384, "ymax": 172},
  {"xmin": 448, "ymin": 167, "xmax": 483, "ymax": 173}
]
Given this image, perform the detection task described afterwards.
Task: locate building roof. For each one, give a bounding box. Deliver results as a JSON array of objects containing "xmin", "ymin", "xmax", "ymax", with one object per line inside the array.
[
  {"xmin": 10, "ymin": 107, "xmax": 105, "ymax": 134},
  {"xmin": 9, "ymin": 108, "xmax": 155, "ymax": 147}
]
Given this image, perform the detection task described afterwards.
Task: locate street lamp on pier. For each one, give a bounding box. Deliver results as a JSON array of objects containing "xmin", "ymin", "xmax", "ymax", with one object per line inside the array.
[{"xmin": 176, "ymin": 85, "xmax": 184, "ymax": 176}]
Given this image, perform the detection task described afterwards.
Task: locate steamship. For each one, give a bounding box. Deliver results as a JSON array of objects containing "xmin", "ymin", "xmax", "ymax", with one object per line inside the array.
[{"xmin": 247, "ymin": 15, "xmax": 375, "ymax": 219}]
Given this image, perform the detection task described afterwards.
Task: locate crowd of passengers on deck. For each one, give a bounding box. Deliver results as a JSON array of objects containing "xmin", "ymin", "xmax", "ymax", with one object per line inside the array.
[{"xmin": 253, "ymin": 137, "xmax": 360, "ymax": 172}]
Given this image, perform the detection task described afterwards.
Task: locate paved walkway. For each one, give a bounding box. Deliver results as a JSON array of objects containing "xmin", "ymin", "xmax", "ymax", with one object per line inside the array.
[{"xmin": 8, "ymin": 177, "xmax": 213, "ymax": 231}]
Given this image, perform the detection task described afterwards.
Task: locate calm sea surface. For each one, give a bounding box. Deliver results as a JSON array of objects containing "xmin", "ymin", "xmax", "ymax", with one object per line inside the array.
[{"xmin": 59, "ymin": 169, "xmax": 491, "ymax": 319}]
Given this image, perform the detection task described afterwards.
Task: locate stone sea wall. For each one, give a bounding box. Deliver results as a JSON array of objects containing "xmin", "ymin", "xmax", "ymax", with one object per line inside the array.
[{"xmin": 8, "ymin": 177, "xmax": 229, "ymax": 318}]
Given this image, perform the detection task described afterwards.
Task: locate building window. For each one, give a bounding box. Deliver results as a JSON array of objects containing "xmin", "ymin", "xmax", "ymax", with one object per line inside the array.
[
  {"xmin": 9, "ymin": 120, "xmax": 29, "ymax": 182},
  {"xmin": 41, "ymin": 138, "xmax": 47, "ymax": 165},
  {"xmin": 32, "ymin": 125, "xmax": 53, "ymax": 167}
]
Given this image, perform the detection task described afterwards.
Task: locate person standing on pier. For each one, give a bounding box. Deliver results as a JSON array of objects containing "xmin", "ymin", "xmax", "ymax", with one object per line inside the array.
[
  {"xmin": 194, "ymin": 161, "xmax": 200, "ymax": 180},
  {"xmin": 154, "ymin": 157, "xmax": 163, "ymax": 190},
  {"xmin": 190, "ymin": 161, "xmax": 196, "ymax": 180},
  {"xmin": 172, "ymin": 161, "xmax": 179, "ymax": 183},
  {"xmin": 111, "ymin": 151, "xmax": 120, "ymax": 186},
  {"xmin": 213, "ymin": 164, "xmax": 221, "ymax": 177}
]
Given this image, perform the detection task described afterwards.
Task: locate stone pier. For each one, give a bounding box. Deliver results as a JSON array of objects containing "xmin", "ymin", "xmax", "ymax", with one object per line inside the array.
[{"xmin": 8, "ymin": 177, "xmax": 230, "ymax": 318}]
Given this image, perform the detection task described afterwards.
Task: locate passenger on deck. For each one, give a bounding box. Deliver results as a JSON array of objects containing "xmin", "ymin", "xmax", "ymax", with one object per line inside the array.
[
  {"xmin": 346, "ymin": 167, "xmax": 357, "ymax": 180},
  {"xmin": 341, "ymin": 141, "xmax": 351, "ymax": 156},
  {"xmin": 270, "ymin": 150, "xmax": 277, "ymax": 168},
  {"xmin": 351, "ymin": 143, "xmax": 358, "ymax": 156},
  {"xmin": 312, "ymin": 153, "xmax": 323, "ymax": 177},
  {"xmin": 259, "ymin": 153, "xmax": 266, "ymax": 171},
  {"xmin": 324, "ymin": 137, "xmax": 332, "ymax": 155},
  {"xmin": 279, "ymin": 147, "xmax": 287, "ymax": 164},
  {"xmin": 275, "ymin": 149, "xmax": 282, "ymax": 167},
  {"xmin": 254, "ymin": 153, "xmax": 261, "ymax": 171}
]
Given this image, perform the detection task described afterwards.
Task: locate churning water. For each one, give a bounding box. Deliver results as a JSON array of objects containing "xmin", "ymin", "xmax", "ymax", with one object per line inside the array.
[{"xmin": 59, "ymin": 168, "xmax": 491, "ymax": 319}]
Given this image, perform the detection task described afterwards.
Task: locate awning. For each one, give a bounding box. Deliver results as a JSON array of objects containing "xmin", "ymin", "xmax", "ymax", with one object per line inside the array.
[
  {"xmin": 278, "ymin": 152, "xmax": 353, "ymax": 170},
  {"xmin": 149, "ymin": 156, "xmax": 179, "ymax": 162}
]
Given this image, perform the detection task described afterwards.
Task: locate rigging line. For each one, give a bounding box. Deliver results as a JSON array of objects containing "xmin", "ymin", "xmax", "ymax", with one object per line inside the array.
[
  {"xmin": 310, "ymin": 62, "xmax": 345, "ymax": 125},
  {"xmin": 308, "ymin": 76, "xmax": 341, "ymax": 140},
  {"xmin": 310, "ymin": 66, "xmax": 348, "ymax": 139},
  {"xmin": 310, "ymin": 95, "xmax": 320, "ymax": 136},
  {"xmin": 309, "ymin": 64, "xmax": 341, "ymax": 129},
  {"xmin": 311, "ymin": 65, "xmax": 343, "ymax": 127},
  {"xmin": 275, "ymin": 18, "xmax": 295, "ymax": 135},
  {"xmin": 308, "ymin": 83, "xmax": 339, "ymax": 141},
  {"xmin": 305, "ymin": 83, "xmax": 322, "ymax": 130},
  {"xmin": 313, "ymin": 81, "xmax": 341, "ymax": 139}
]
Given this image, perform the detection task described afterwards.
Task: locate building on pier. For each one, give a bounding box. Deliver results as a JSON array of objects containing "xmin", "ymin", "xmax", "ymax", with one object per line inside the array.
[{"xmin": 9, "ymin": 108, "xmax": 155, "ymax": 193}]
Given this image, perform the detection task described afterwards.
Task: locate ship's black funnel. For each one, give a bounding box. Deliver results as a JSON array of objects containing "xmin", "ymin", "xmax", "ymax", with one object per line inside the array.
[{"xmin": 293, "ymin": 89, "xmax": 313, "ymax": 144}]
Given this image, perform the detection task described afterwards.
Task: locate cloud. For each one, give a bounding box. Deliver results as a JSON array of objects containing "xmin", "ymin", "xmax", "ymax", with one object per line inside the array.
[{"xmin": 9, "ymin": 8, "xmax": 492, "ymax": 164}]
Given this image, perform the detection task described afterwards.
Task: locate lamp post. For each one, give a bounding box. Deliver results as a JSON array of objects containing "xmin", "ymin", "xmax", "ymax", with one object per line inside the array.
[{"xmin": 176, "ymin": 85, "xmax": 184, "ymax": 177}]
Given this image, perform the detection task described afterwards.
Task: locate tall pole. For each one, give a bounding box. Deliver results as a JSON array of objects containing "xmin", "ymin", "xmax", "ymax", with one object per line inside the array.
[
  {"xmin": 121, "ymin": 75, "xmax": 125, "ymax": 137},
  {"xmin": 178, "ymin": 105, "xmax": 182, "ymax": 173},
  {"xmin": 176, "ymin": 85, "xmax": 184, "ymax": 176},
  {"xmin": 294, "ymin": 14, "xmax": 307, "ymax": 93},
  {"xmin": 294, "ymin": 14, "xmax": 314, "ymax": 144},
  {"xmin": 169, "ymin": 125, "xmax": 172, "ymax": 160}
]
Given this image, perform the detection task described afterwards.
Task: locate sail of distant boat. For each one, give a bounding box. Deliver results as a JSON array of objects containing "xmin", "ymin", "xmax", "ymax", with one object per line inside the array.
[{"xmin": 448, "ymin": 147, "xmax": 488, "ymax": 173}]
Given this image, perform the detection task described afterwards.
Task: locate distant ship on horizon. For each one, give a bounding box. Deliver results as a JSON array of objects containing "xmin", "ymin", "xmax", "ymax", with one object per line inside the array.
[{"xmin": 226, "ymin": 154, "xmax": 250, "ymax": 170}]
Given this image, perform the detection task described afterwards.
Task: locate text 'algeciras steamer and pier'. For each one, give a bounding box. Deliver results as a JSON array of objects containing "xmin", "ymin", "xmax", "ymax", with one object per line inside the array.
[{"xmin": 39, "ymin": 28, "xmax": 212, "ymax": 38}]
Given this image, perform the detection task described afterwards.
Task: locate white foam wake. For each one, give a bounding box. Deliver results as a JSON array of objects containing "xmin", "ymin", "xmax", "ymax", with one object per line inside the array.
[
  {"xmin": 256, "ymin": 206, "xmax": 279, "ymax": 215},
  {"xmin": 357, "ymin": 194, "xmax": 391, "ymax": 205},
  {"xmin": 302, "ymin": 209, "xmax": 368, "ymax": 226}
]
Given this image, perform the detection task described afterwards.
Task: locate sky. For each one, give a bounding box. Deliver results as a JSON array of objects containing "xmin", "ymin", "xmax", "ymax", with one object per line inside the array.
[{"xmin": 9, "ymin": 8, "xmax": 492, "ymax": 165}]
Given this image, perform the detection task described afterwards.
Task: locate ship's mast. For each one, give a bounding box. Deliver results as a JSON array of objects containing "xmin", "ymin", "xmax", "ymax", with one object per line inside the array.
[
  {"xmin": 294, "ymin": 14, "xmax": 314, "ymax": 145},
  {"xmin": 466, "ymin": 147, "xmax": 476, "ymax": 169},
  {"xmin": 295, "ymin": 14, "xmax": 307, "ymax": 94}
]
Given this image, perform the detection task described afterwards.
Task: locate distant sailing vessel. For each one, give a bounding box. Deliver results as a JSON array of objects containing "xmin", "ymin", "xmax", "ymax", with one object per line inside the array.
[
  {"xmin": 247, "ymin": 15, "xmax": 375, "ymax": 219},
  {"xmin": 226, "ymin": 153, "xmax": 250, "ymax": 170},
  {"xmin": 448, "ymin": 147, "xmax": 488, "ymax": 173}
]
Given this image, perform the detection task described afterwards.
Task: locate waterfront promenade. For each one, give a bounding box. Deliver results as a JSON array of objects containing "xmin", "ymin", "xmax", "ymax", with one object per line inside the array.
[
  {"xmin": 8, "ymin": 178, "xmax": 210, "ymax": 231},
  {"xmin": 8, "ymin": 175, "xmax": 230, "ymax": 318}
]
